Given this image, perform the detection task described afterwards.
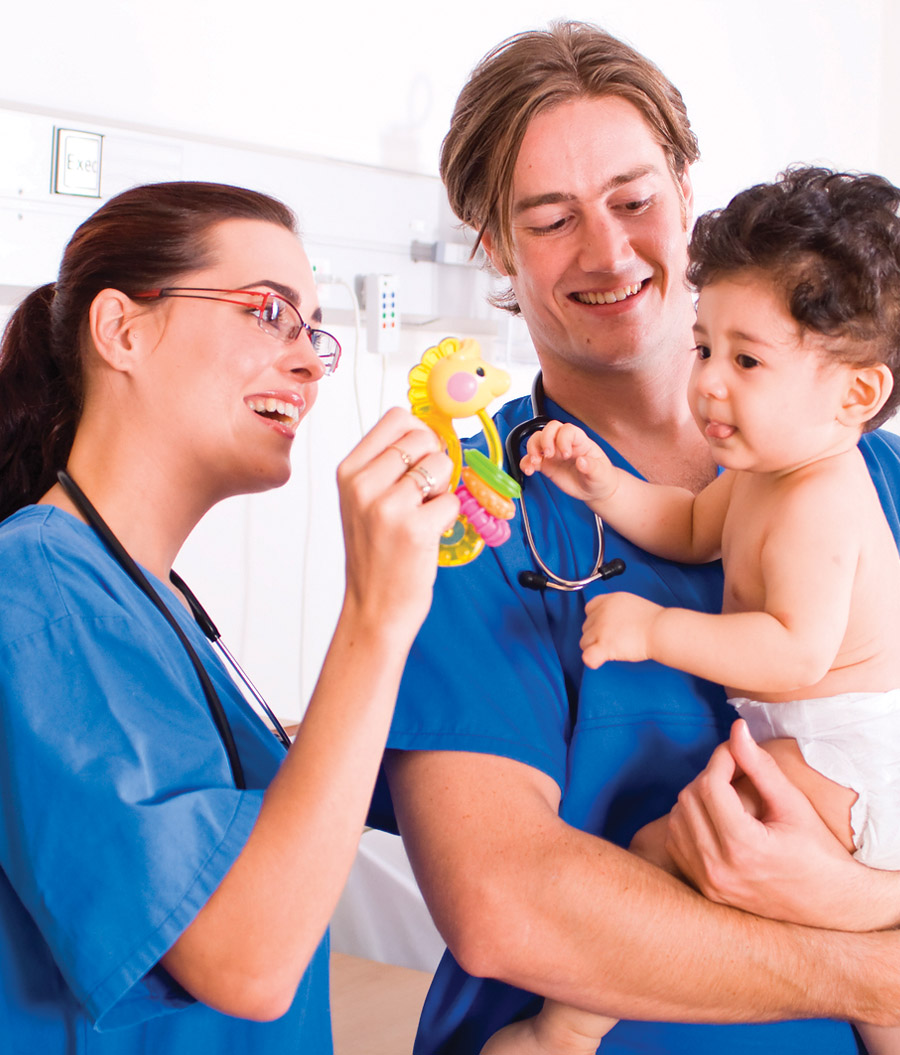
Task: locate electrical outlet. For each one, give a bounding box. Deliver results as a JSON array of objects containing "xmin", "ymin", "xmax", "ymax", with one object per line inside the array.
[
  {"xmin": 309, "ymin": 258, "xmax": 333, "ymax": 282},
  {"xmin": 364, "ymin": 273, "xmax": 400, "ymax": 354}
]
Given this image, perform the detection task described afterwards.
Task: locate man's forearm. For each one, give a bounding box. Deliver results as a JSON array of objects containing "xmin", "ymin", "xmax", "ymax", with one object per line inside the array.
[
  {"xmin": 476, "ymin": 826, "xmax": 894, "ymax": 1022},
  {"xmin": 388, "ymin": 750, "xmax": 900, "ymax": 1026}
]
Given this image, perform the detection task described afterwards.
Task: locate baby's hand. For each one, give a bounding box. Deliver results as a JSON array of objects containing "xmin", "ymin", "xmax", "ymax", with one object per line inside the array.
[
  {"xmin": 581, "ymin": 592, "xmax": 662, "ymax": 667},
  {"xmin": 520, "ymin": 421, "xmax": 618, "ymax": 505}
]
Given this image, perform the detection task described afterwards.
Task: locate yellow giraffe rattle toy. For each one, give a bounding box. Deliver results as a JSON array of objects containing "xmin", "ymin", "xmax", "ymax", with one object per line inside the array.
[{"xmin": 408, "ymin": 337, "xmax": 521, "ymax": 566}]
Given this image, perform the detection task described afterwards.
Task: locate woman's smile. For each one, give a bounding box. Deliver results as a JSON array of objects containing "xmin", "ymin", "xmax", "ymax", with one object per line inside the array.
[{"xmin": 245, "ymin": 391, "xmax": 305, "ymax": 437}]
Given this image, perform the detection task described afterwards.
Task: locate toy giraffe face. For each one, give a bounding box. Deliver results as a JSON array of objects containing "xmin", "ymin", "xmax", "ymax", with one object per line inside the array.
[
  {"xmin": 427, "ymin": 339, "xmax": 510, "ymax": 418},
  {"xmin": 406, "ymin": 336, "xmax": 518, "ymax": 566}
]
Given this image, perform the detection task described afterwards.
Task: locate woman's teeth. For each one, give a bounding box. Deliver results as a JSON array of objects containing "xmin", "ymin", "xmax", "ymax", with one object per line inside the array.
[
  {"xmin": 247, "ymin": 397, "xmax": 300, "ymax": 425},
  {"xmin": 574, "ymin": 282, "xmax": 643, "ymax": 305}
]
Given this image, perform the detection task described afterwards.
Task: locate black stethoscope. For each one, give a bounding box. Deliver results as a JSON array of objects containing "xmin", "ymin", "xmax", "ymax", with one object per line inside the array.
[
  {"xmin": 57, "ymin": 470, "xmax": 292, "ymax": 791},
  {"xmin": 504, "ymin": 373, "xmax": 627, "ymax": 592}
]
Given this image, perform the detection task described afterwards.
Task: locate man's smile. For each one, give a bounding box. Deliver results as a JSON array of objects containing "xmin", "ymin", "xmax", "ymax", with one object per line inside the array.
[{"xmin": 571, "ymin": 281, "xmax": 645, "ymax": 305}]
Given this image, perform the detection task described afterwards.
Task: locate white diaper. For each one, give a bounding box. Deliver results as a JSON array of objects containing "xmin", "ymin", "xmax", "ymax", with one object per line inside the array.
[{"xmin": 729, "ymin": 690, "xmax": 900, "ymax": 870}]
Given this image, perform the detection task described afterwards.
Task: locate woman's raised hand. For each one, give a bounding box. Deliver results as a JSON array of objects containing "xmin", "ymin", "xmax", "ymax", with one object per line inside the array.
[{"xmin": 336, "ymin": 407, "xmax": 459, "ymax": 643}]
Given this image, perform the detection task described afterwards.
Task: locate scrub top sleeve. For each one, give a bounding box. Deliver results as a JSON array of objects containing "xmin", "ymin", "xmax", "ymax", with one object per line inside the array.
[
  {"xmin": 861, "ymin": 428, "xmax": 900, "ymax": 547},
  {"xmin": 0, "ymin": 613, "xmax": 264, "ymax": 1030},
  {"xmin": 370, "ymin": 541, "xmax": 571, "ymax": 833}
]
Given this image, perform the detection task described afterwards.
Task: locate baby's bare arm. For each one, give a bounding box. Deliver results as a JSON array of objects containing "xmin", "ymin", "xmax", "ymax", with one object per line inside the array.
[
  {"xmin": 521, "ymin": 421, "xmax": 731, "ymax": 562},
  {"xmin": 583, "ymin": 467, "xmax": 864, "ymax": 691}
]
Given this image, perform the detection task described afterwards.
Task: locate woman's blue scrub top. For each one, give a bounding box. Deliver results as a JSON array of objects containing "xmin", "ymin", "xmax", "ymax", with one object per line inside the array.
[
  {"xmin": 370, "ymin": 392, "xmax": 899, "ymax": 1055},
  {"xmin": 0, "ymin": 506, "xmax": 331, "ymax": 1054}
]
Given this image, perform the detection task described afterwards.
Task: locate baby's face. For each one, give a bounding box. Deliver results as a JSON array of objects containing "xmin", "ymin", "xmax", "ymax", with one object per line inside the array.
[{"xmin": 688, "ymin": 272, "xmax": 861, "ymax": 474}]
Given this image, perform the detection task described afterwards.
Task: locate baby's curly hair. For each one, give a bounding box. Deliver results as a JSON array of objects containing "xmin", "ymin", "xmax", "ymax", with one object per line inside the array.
[{"xmin": 687, "ymin": 166, "xmax": 900, "ymax": 429}]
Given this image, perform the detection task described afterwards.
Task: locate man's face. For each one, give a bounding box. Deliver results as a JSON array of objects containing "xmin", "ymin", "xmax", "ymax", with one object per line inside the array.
[{"xmin": 485, "ymin": 95, "xmax": 695, "ymax": 379}]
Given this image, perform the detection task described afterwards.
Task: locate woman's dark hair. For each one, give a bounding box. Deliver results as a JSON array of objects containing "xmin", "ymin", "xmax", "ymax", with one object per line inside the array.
[
  {"xmin": 688, "ymin": 166, "xmax": 900, "ymax": 430},
  {"xmin": 0, "ymin": 181, "xmax": 296, "ymax": 521}
]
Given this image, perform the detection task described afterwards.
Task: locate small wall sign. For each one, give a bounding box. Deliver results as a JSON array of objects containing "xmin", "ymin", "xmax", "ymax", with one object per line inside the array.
[{"xmin": 53, "ymin": 128, "xmax": 103, "ymax": 197}]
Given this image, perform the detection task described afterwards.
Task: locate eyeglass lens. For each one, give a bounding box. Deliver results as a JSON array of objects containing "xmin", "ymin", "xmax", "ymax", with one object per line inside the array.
[
  {"xmin": 258, "ymin": 295, "xmax": 301, "ymax": 341},
  {"xmin": 258, "ymin": 294, "xmax": 341, "ymax": 375}
]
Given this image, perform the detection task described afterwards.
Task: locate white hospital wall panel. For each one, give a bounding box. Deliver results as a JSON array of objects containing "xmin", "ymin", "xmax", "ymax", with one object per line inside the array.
[
  {"xmin": 0, "ymin": 204, "xmax": 88, "ymax": 289},
  {"xmin": 0, "ymin": 104, "xmax": 492, "ymax": 327}
]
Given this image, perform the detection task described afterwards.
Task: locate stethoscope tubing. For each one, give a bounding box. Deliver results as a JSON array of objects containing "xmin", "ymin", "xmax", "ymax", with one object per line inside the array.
[
  {"xmin": 57, "ymin": 471, "xmax": 291, "ymax": 791},
  {"xmin": 504, "ymin": 374, "xmax": 626, "ymax": 592},
  {"xmin": 169, "ymin": 569, "xmax": 292, "ymax": 751}
]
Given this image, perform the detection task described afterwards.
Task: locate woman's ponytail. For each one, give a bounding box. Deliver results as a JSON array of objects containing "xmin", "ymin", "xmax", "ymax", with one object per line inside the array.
[{"xmin": 0, "ymin": 284, "xmax": 81, "ymax": 522}]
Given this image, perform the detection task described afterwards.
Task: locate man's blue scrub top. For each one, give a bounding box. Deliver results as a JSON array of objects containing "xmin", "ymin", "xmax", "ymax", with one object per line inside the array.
[
  {"xmin": 0, "ymin": 507, "xmax": 331, "ymax": 1054},
  {"xmin": 370, "ymin": 392, "xmax": 896, "ymax": 1055}
]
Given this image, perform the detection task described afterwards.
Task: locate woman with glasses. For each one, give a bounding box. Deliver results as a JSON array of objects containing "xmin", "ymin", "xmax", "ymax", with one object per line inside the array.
[{"xmin": 0, "ymin": 181, "xmax": 457, "ymax": 1053}]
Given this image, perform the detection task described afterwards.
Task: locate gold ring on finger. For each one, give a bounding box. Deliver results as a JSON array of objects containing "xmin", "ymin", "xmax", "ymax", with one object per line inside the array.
[
  {"xmin": 406, "ymin": 463, "xmax": 436, "ymax": 499},
  {"xmin": 389, "ymin": 444, "xmax": 412, "ymax": 468}
]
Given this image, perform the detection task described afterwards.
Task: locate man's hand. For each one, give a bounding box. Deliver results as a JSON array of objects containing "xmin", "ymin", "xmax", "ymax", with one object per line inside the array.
[{"xmin": 665, "ymin": 719, "xmax": 900, "ymax": 931}]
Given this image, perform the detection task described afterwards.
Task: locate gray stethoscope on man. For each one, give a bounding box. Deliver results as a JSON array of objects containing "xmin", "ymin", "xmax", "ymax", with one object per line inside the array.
[{"xmin": 505, "ymin": 372, "xmax": 626, "ymax": 592}]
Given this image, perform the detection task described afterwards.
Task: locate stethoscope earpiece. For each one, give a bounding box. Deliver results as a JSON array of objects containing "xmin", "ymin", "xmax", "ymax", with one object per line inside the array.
[
  {"xmin": 518, "ymin": 570, "xmax": 549, "ymax": 591},
  {"xmin": 600, "ymin": 558, "xmax": 627, "ymax": 580}
]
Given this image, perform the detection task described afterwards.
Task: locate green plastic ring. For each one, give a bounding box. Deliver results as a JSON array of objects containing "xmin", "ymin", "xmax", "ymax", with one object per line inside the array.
[{"xmin": 464, "ymin": 448, "xmax": 522, "ymax": 499}]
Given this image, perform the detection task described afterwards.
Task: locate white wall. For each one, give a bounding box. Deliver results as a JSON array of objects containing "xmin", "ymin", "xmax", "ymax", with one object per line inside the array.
[{"xmin": 1, "ymin": 1, "xmax": 891, "ymax": 187}]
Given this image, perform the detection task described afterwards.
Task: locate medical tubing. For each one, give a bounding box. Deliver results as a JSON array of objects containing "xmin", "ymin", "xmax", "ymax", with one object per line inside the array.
[
  {"xmin": 169, "ymin": 570, "xmax": 292, "ymax": 750},
  {"xmin": 56, "ymin": 470, "xmax": 246, "ymax": 789},
  {"xmin": 503, "ymin": 373, "xmax": 627, "ymax": 592}
]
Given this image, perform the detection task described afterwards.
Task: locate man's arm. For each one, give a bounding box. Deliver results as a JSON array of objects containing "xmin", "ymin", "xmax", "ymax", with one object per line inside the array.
[{"xmin": 385, "ymin": 747, "xmax": 900, "ymax": 1026}]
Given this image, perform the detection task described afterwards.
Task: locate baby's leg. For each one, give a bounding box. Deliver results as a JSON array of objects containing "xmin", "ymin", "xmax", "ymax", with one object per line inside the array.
[
  {"xmin": 744, "ymin": 737, "xmax": 857, "ymax": 855},
  {"xmin": 856, "ymin": 1023, "xmax": 900, "ymax": 1055},
  {"xmin": 480, "ymin": 1000, "xmax": 616, "ymax": 1055},
  {"xmin": 630, "ymin": 736, "xmax": 857, "ymax": 883},
  {"xmin": 629, "ymin": 815, "xmax": 682, "ymax": 875}
]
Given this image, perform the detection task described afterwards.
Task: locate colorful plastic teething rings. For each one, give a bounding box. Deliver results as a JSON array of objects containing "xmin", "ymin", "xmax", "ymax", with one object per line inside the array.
[
  {"xmin": 456, "ymin": 486, "xmax": 513, "ymax": 547},
  {"xmin": 464, "ymin": 448, "xmax": 522, "ymax": 499},
  {"xmin": 460, "ymin": 467, "xmax": 516, "ymax": 520},
  {"xmin": 438, "ymin": 517, "xmax": 484, "ymax": 565}
]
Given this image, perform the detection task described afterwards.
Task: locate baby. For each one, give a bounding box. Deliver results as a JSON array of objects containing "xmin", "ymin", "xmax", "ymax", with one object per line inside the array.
[{"xmin": 482, "ymin": 167, "xmax": 900, "ymax": 1055}]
